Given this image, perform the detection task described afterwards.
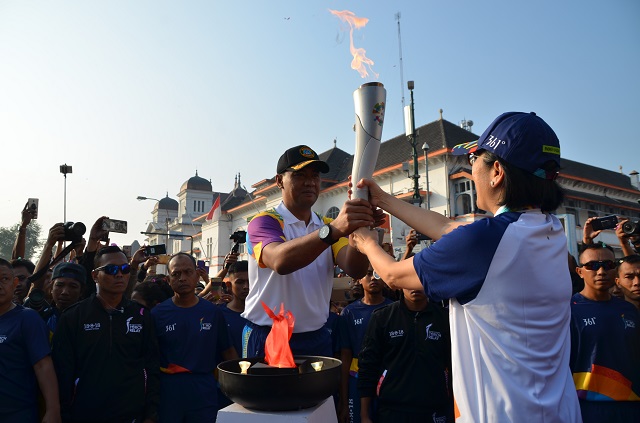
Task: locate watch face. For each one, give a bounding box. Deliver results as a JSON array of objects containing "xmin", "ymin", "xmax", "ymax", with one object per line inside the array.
[{"xmin": 319, "ymin": 225, "xmax": 330, "ymax": 239}]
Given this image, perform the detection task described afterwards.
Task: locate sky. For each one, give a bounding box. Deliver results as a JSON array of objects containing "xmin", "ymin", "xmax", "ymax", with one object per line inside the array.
[{"xmin": 1, "ymin": 0, "xmax": 639, "ymax": 249}]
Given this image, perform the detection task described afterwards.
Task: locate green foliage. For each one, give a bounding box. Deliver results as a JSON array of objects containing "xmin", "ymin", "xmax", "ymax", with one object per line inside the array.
[{"xmin": 0, "ymin": 222, "xmax": 43, "ymax": 261}]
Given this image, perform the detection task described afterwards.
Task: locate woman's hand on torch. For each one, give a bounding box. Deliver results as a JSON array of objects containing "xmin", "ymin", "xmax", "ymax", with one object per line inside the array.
[
  {"xmin": 350, "ymin": 227, "xmax": 380, "ymax": 255},
  {"xmin": 355, "ymin": 178, "xmax": 391, "ymax": 209}
]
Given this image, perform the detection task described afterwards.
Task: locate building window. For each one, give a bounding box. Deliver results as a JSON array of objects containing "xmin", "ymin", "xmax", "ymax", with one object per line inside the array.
[
  {"xmin": 326, "ymin": 206, "xmax": 340, "ymax": 219},
  {"xmin": 206, "ymin": 237, "xmax": 212, "ymax": 259},
  {"xmin": 565, "ymin": 207, "xmax": 578, "ymax": 225},
  {"xmin": 454, "ymin": 178, "xmax": 476, "ymax": 216}
]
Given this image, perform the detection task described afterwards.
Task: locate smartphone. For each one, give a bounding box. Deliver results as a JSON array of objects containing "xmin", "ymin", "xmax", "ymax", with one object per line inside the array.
[
  {"xmin": 27, "ymin": 198, "xmax": 39, "ymax": 219},
  {"xmin": 197, "ymin": 260, "xmax": 210, "ymax": 274},
  {"xmin": 210, "ymin": 277, "xmax": 227, "ymax": 298},
  {"xmin": 145, "ymin": 244, "xmax": 167, "ymax": 256},
  {"xmin": 415, "ymin": 231, "xmax": 431, "ymax": 241},
  {"xmin": 102, "ymin": 218, "xmax": 128, "ymax": 234},
  {"xmin": 591, "ymin": 215, "xmax": 618, "ymax": 231}
]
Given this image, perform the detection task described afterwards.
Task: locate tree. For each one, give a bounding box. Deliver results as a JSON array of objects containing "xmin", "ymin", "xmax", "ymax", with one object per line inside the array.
[{"xmin": 0, "ymin": 222, "xmax": 43, "ymax": 261}]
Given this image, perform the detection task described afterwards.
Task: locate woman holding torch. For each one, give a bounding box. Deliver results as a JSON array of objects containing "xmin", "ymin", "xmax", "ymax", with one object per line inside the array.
[{"xmin": 351, "ymin": 112, "xmax": 581, "ymax": 423}]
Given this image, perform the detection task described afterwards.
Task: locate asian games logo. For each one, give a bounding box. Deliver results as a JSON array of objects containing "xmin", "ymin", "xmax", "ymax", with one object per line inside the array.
[
  {"xmin": 126, "ymin": 317, "xmax": 143, "ymax": 334},
  {"xmin": 372, "ymin": 102, "xmax": 385, "ymax": 126},
  {"xmin": 0, "ymin": 335, "xmax": 6, "ymax": 343},
  {"xmin": 425, "ymin": 323, "xmax": 442, "ymax": 341},
  {"xmin": 200, "ymin": 317, "xmax": 212, "ymax": 331},
  {"xmin": 622, "ymin": 314, "xmax": 636, "ymax": 329}
]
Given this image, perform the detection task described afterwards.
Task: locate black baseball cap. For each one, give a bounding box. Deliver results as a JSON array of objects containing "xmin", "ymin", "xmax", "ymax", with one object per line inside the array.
[
  {"xmin": 277, "ymin": 145, "xmax": 330, "ymax": 175},
  {"xmin": 52, "ymin": 262, "xmax": 86, "ymax": 285}
]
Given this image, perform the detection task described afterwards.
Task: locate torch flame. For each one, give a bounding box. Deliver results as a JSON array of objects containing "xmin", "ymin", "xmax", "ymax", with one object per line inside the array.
[{"xmin": 329, "ymin": 9, "xmax": 378, "ymax": 79}]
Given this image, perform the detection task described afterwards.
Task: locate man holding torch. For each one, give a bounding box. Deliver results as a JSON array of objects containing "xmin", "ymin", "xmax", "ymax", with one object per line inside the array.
[{"xmin": 241, "ymin": 145, "xmax": 381, "ymax": 358}]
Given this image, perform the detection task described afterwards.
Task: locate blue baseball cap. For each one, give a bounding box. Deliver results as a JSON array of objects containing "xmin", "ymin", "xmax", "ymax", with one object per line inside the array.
[{"xmin": 452, "ymin": 112, "xmax": 561, "ymax": 179}]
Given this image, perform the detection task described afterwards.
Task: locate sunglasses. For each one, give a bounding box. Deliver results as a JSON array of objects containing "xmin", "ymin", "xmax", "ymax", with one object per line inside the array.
[
  {"xmin": 580, "ymin": 260, "xmax": 616, "ymax": 271},
  {"xmin": 95, "ymin": 264, "xmax": 131, "ymax": 275}
]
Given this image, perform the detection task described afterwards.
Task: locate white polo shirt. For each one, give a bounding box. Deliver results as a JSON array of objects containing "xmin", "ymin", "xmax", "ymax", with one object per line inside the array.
[{"xmin": 242, "ymin": 202, "xmax": 346, "ymax": 333}]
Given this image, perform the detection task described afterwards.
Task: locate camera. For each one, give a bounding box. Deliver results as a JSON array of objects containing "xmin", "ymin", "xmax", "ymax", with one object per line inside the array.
[
  {"xmin": 23, "ymin": 288, "xmax": 50, "ymax": 312},
  {"xmin": 622, "ymin": 220, "xmax": 640, "ymax": 236},
  {"xmin": 591, "ymin": 215, "xmax": 618, "ymax": 231},
  {"xmin": 230, "ymin": 230, "xmax": 247, "ymax": 244},
  {"xmin": 145, "ymin": 244, "xmax": 167, "ymax": 256},
  {"xmin": 63, "ymin": 222, "xmax": 86, "ymax": 243},
  {"xmin": 102, "ymin": 218, "xmax": 128, "ymax": 234},
  {"xmin": 225, "ymin": 230, "xmax": 247, "ymax": 268}
]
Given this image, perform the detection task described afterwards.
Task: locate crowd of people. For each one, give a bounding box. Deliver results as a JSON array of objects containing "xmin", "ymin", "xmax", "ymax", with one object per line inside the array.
[{"xmin": 1, "ymin": 114, "xmax": 639, "ymax": 423}]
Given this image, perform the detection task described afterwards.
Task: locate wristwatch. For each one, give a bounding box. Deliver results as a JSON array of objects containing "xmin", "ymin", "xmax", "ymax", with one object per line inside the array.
[{"xmin": 318, "ymin": 224, "xmax": 337, "ymax": 245}]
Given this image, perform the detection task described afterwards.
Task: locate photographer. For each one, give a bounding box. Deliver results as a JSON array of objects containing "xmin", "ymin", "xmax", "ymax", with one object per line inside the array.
[
  {"xmin": 616, "ymin": 218, "xmax": 640, "ymax": 257},
  {"xmin": 11, "ymin": 201, "xmax": 37, "ymax": 260},
  {"xmin": 23, "ymin": 223, "xmax": 66, "ymax": 309},
  {"xmin": 77, "ymin": 216, "xmax": 109, "ymax": 297},
  {"xmin": 401, "ymin": 229, "xmax": 418, "ymax": 260},
  {"xmin": 198, "ymin": 251, "xmax": 238, "ymax": 298}
]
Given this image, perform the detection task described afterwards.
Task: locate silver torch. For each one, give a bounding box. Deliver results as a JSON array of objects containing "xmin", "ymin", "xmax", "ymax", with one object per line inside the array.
[{"xmin": 351, "ymin": 82, "xmax": 386, "ymax": 200}]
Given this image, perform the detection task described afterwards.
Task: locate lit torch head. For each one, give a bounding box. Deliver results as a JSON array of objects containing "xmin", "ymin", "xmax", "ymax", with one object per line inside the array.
[{"xmin": 351, "ymin": 82, "xmax": 386, "ymax": 200}]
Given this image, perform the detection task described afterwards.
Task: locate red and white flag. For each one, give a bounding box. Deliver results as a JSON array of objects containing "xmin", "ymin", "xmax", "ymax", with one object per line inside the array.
[{"xmin": 206, "ymin": 195, "xmax": 221, "ymax": 221}]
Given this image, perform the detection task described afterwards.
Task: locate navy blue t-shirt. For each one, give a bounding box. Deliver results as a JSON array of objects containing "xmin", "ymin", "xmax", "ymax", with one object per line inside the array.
[
  {"xmin": 152, "ymin": 298, "xmax": 231, "ymax": 374},
  {"xmin": 0, "ymin": 306, "xmax": 50, "ymax": 414},
  {"xmin": 339, "ymin": 299, "xmax": 394, "ymax": 356},
  {"xmin": 217, "ymin": 303, "xmax": 247, "ymax": 357}
]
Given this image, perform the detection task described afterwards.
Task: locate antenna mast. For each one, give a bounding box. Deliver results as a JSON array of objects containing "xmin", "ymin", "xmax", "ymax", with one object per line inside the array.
[{"xmin": 396, "ymin": 12, "xmax": 406, "ymax": 130}]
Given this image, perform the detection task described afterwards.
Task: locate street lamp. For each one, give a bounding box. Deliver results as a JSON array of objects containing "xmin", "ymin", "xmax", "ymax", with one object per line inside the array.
[
  {"xmin": 404, "ymin": 81, "xmax": 421, "ymax": 206},
  {"xmin": 422, "ymin": 142, "xmax": 430, "ymax": 211},
  {"xmin": 60, "ymin": 164, "xmax": 72, "ymax": 222},
  {"xmin": 137, "ymin": 195, "xmax": 170, "ymax": 249}
]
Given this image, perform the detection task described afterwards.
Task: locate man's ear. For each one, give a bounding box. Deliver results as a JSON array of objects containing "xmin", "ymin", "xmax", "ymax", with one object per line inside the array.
[
  {"xmin": 275, "ymin": 174, "xmax": 284, "ymax": 189},
  {"xmin": 91, "ymin": 270, "xmax": 98, "ymax": 283},
  {"xmin": 576, "ymin": 266, "xmax": 585, "ymax": 279}
]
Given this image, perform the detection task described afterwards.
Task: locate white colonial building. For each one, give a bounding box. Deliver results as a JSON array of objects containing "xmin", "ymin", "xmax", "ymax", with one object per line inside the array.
[{"xmin": 142, "ymin": 113, "xmax": 640, "ymax": 275}]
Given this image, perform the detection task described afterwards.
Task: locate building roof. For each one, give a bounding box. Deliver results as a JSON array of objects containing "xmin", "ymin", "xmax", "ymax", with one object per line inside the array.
[
  {"xmin": 210, "ymin": 118, "xmax": 639, "ymax": 213},
  {"xmin": 221, "ymin": 173, "xmax": 248, "ymax": 211},
  {"xmin": 155, "ymin": 194, "xmax": 179, "ymax": 211},
  {"xmin": 560, "ymin": 158, "xmax": 639, "ymax": 191},
  {"xmin": 180, "ymin": 171, "xmax": 212, "ymax": 192}
]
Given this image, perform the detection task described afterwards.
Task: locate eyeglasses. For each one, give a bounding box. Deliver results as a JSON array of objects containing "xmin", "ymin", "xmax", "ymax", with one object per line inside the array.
[
  {"xmin": 580, "ymin": 260, "xmax": 616, "ymax": 271},
  {"xmin": 468, "ymin": 152, "xmax": 481, "ymax": 166},
  {"xmin": 365, "ymin": 270, "xmax": 382, "ymax": 280},
  {"xmin": 95, "ymin": 264, "xmax": 131, "ymax": 275}
]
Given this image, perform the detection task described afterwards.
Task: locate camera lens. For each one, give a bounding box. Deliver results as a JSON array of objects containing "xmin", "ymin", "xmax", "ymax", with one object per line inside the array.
[{"xmin": 622, "ymin": 221, "xmax": 639, "ymax": 236}]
